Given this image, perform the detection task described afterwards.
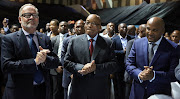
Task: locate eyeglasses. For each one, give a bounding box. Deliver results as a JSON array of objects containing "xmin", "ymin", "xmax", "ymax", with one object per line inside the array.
[
  {"xmin": 21, "ymin": 13, "xmax": 39, "ymax": 18},
  {"xmin": 85, "ymin": 22, "xmax": 100, "ymax": 26}
]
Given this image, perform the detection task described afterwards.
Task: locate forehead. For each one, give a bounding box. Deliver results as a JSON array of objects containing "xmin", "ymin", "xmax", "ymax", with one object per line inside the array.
[
  {"xmin": 22, "ymin": 6, "xmax": 36, "ymax": 13},
  {"xmin": 119, "ymin": 24, "xmax": 126, "ymax": 27},
  {"xmin": 107, "ymin": 23, "xmax": 115, "ymax": 26},
  {"xmin": 59, "ymin": 22, "xmax": 67, "ymax": 26},
  {"xmin": 86, "ymin": 15, "xmax": 101, "ymax": 24}
]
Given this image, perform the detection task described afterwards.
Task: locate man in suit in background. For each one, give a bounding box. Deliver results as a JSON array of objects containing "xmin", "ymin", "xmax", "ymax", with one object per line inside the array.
[
  {"xmin": 61, "ymin": 19, "xmax": 85, "ymax": 99},
  {"xmin": 124, "ymin": 24, "xmax": 147, "ymax": 99},
  {"xmin": 1, "ymin": 4, "xmax": 59, "ymax": 99},
  {"xmin": 64, "ymin": 14, "xmax": 118, "ymax": 99},
  {"xmin": 111, "ymin": 23, "xmax": 133, "ymax": 99},
  {"xmin": 126, "ymin": 17, "xmax": 179, "ymax": 99},
  {"xmin": 50, "ymin": 21, "xmax": 69, "ymax": 99}
]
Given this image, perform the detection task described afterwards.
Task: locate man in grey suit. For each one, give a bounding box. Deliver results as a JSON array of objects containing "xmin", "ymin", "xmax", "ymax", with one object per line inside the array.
[
  {"xmin": 50, "ymin": 21, "xmax": 69, "ymax": 99},
  {"xmin": 64, "ymin": 14, "xmax": 119, "ymax": 99}
]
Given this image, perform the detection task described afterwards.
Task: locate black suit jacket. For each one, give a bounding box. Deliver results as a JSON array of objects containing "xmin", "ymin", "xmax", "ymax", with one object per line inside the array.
[
  {"xmin": 1, "ymin": 30, "xmax": 59, "ymax": 99},
  {"xmin": 64, "ymin": 34, "xmax": 118, "ymax": 99}
]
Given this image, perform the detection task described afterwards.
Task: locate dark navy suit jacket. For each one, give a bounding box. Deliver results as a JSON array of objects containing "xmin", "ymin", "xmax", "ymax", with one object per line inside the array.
[
  {"xmin": 126, "ymin": 37, "xmax": 179, "ymax": 99},
  {"xmin": 1, "ymin": 30, "xmax": 59, "ymax": 99}
]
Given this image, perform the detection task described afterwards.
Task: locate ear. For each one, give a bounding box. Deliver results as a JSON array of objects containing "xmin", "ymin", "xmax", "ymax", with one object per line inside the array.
[
  {"xmin": 18, "ymin": 17, "xmax": 22, "ymax": 24},
  {"xmin": 99, "ymin": 25, "xmax": 102, "ymax": 32}
]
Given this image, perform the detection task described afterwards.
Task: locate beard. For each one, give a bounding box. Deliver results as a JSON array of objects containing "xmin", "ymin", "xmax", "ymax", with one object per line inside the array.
[{"xmin": 21, "ymin": 20, "xmax": 39, "ymax": 29}]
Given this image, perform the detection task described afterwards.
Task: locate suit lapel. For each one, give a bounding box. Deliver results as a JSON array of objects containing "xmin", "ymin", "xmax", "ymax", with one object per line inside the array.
[
  {"xmin": 150, "ymin": 37, "xmax": 165, "ymax": 65},
  {"xmin": 36, "ymin": 32, "xmax": 44, "ymax": 49},
  {"xmin": 143, "ymin": 38, "xmax": 149, "ymax": 65},
  {"xmin": 82, "ymin": 34, "xmax": 91, "ymax": 62},
  {"xmin": 91, "ymin": 35, "xmax": 101, "ymax": 61},
  {"xmin": 17, "ymin": 30, "xmax": 32, "ymax": 57}
]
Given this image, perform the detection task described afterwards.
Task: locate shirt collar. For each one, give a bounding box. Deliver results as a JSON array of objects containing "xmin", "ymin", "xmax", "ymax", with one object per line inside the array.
[
  {"xmin": 119, "ymin": 34, "xmax": 127, "ymax": 39},
  {"xmin": 148, "ymin": 35, "xmax": 163, "ymax": 45},
  {"xmin": 22, "ymin": 28, "xmax": 36, "ymax": 36},
  {"xmin": 87, "ymin": 34, "xmax": 98, "ymax": 41}
]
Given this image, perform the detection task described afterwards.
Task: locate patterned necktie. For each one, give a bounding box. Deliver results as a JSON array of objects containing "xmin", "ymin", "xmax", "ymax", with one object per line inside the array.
[
  {"xmin": 29, "ymin": 34, "xmax": 43, "ymax": 84},
  {"xmin": 57, "ymin": 34, "xmax": 64, "ymax": 60},
  {"xmin": 89, "ymin": 39, "xmax": 94, "ymax": 57},
  {"xmin": 149, "ymin": 42, "xmax": 156, "ymax": 65}
]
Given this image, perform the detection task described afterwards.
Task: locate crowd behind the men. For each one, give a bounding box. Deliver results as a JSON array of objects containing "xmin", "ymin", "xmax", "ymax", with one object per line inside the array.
[{"xmin": 0, "ymin": 5, "xmax": 180, "ymax": 99}]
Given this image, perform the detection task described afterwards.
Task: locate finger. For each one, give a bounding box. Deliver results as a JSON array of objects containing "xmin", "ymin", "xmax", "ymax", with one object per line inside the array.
[
  {"xmin": 144, "ymin": 66, "xmax": 149, "ymax": 69},
  {"xmin": 150, "ymin": 66, "xmax": 153, "ymax": 69},
  {"xmin": 91, "ymin": 60, "xmax": 95, "ymax": 65},
  {"xmin": 39, "ymin": 46, "xmax": 43, "ymax": 51}
]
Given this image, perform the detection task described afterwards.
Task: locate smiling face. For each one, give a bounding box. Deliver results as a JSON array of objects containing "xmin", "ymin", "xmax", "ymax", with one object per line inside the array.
[
  {"xmin": 146, "ymin": 17, "xmax": 165, "ymax": 42},
  {"xmin": 84, "ymin": 14, "xmax": 101, "ymax": 38},
  {"xmin": 18, "ymin": 5, "xmax": 39, "ymax": 32}
]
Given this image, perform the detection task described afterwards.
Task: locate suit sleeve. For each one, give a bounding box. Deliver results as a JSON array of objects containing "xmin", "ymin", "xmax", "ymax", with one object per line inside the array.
[
  {"xmin": 126, "ymin": 41, "xmax": 142, "ymax": 83},
  {"xmin": 64, "ymin": 39, "xmax": 85, "ymax": 76},
  {"xmin": 175, "ymin": 60, "xmax": 180, "ymax": 81},
  {"xmin": 1, "ymin": 35, "xmax": 37, "ymax": 74},
  {"xmin": 43, "ymin": 36, "xmax": 59, "ymax": 69},
  {"xmin": 95, "ymin": 41, "xmax": 119, "ymax": 75}
]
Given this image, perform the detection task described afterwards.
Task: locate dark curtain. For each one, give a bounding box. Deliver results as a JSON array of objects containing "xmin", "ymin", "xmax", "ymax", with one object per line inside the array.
[
  {"xmin": 0, "ymin": 0, "xmax": 86, "ymax": 29},
  {"xmin": 94, "ymin": 1, "xmax": 180, "ymax": 33}
]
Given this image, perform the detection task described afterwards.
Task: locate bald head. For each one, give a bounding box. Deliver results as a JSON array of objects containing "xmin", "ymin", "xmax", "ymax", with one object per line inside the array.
[
  {"xmin": 127, "ymin": 25, "xmax": 136, "ymax": 36},
  {"xmin": 74, "ymin": 19, "xmax": 85, "ymax": 35},
  {"xmin": 138, "ymin": 24, "xmax": 146, "ymax": 38},
  {"xmin": 85, "ymin": 14, "xmax": 102, "ymax": 38},
  {"xmin": 146, "ymin": 17, "xmax": 165, "ymax": 42}
]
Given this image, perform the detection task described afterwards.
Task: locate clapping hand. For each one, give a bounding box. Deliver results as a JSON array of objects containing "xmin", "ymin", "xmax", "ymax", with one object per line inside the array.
[
  {"xmin": 35, "ymin": 46, "xmax": 50, "ymax": 65},
  {"xmin": 139, "ymin": 66, "xmax": 154, "ymax": 81},
  {"xmin": 78, "ymin": 60, "xmax": 96, "ymax": 75}
]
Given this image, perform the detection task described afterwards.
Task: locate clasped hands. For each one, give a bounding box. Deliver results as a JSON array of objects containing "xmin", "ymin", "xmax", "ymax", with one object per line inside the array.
[
  {"xmin": 139, "ymin": 66, "xmax": 154, "ymax": 81},
  {"xmin": 78, "ymin": 60, "xmax": 96, "ymax": 75},
  {"xmin": 35, "ymin": 46, "xmax": 50, "ymax": 65}
]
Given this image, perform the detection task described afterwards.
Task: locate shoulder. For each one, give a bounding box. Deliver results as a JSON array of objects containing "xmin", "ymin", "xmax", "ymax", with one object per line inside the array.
[
  {"xmin": 51, "ymin": 35, "xmax": 59, "ymax": 41},
  {"xmin": 165, "ymin": 38, "xmax": 178, "ymax": 48}
]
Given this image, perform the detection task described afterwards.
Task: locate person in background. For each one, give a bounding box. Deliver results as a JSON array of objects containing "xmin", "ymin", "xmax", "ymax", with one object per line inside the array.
[
  {"xmin": 170, "ymin": 30, "xmax": 180, "ymax": 45},
  {"xmin": 2, "ymin": 18, "xmax": 11, "ymax": 34},
  {"xmin": 124, "ymin": 24, "xmax": 146, "ymax": 99},
  {"xmin": 50, "ymin": 21, "xmax": 69, "ymax": 99},
  {"xmin": 45, "ymin": 23, "xmax": 51, "ymax": 36},
  {"xmin": 61, "ymin": 19, "xmax": 85, "ymax": 99},
  {"xmin": 10, "ymin": 24, "xmax": 19, "ymax": 33},
  {"xmin": 111, "ymin": 23, "xmax": 133, "ymax": 99},
  {"xmin": 1, "ymin": 3, "xmax": 59, "ymax": 99},
  {"xmin": 126, "ymin": 17, "xmax": 179, "ymax": 99},
  {"xmin": 39, "ymin": 28, "xmax": 45, "ymax": 34},
  {"xmin": 127, "ymin": 25, "xmax": 136, "ymax": 39}
]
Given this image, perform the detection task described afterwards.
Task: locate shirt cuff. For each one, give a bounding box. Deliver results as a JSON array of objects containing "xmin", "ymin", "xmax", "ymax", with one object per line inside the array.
[
  {"xmin": 149, "ymin": 71, "xmax": 155, "ymax": 82},
  {"xmin": 34, "ymin": 59, "xmax": 38, "ymax": 70},
  {"xmin": 138, "ymin": 72, "xmax": 143, "ymax": 83}
]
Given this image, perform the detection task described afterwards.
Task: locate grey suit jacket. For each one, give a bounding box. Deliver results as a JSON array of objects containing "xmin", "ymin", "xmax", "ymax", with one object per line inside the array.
[
  {"xmin": 50, "ymin": 33, "xmax": 69, "ymax": 75},
  {"xmin": 175, "ymin": 59, "xmax": 180, "ymax": 81},
  {"xmin": 64, "ymin": 34, "xmax": 118, "ymax": 99}
]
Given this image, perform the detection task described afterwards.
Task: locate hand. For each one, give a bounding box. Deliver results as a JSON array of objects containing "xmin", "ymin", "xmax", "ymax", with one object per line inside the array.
[
  {"xmin": 70, "ymin": 74, "xmax": 73, "ymax": 79},
  {"xmin": 2, "ymin": 18, "xmax": 8, "ymax": 27},
  {"xmin": 139, "ymin": 66, "xmax": 154, "ymax": 81},
  {"xmin": 56, "ymin": 66, "xmax": 63, "ymax": 73},
  {"xmin": 35, "ymin": 46, "xmax": 50, "ymax": 65},
  {"xmin": 110, "ymin": 74, "xmax": 114, "ymax": 79},
  {"xmin": 78, "ymin": 60, "xmax": 96, "ymax": 75}
]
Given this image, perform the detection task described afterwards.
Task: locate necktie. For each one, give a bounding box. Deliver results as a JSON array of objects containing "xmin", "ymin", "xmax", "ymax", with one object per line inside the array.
[
  {"xmin": 29, "ymin": 34, "xmax": 43, "ymax": 84},
  {"xmin": 149, "ymin": 42, "xmax": 156, "ymax": 65},
  {"xmin": 89, "ymin": 39, "xmax": 94, "ymax": 57},
  {"xmin": 57, "ymin": 35, "xmax": 64, "ymax": 60}
]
